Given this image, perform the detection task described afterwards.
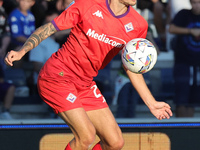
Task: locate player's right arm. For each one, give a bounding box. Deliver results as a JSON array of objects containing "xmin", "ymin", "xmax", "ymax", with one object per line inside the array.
[{"xmin": 5, "ymin": 22, "xmax": 57, "ymax": 66}]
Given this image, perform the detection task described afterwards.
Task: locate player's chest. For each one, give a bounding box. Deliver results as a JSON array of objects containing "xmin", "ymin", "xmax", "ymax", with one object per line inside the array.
[{"xmin": 81, "ymin": 7, "xmax": 142, "ymax": 45}]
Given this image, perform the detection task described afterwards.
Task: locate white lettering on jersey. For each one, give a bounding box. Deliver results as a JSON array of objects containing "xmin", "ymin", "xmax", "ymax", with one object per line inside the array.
[
  {"xmin": 93, "ymin": 10, "xmax": 103, "ymax": 19},
  {"xmin": 86, "ymin": 29, "xmax": 126, "ymax": 48}
]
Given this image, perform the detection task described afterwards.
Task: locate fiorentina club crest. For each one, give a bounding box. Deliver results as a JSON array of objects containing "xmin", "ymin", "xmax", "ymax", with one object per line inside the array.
[
  {"xmin": 66, "ymin": 93, "xmax": 77, "ymax": 103},
  {"xmin": 125, "ymin": 22, "xmax": 134, "ymax": 32}
]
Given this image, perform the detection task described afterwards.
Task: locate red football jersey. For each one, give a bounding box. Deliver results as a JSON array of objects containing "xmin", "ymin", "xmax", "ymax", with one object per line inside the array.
[{"xmin": 40, "ymin": 0, "xmax": 148, "ymax": 86}]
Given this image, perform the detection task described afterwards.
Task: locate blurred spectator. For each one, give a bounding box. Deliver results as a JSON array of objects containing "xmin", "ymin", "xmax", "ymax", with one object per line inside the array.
[
  {"xmin": 137, "ymin": 0, "xmax": 170, "ymax": 51},
  {"xmin": 113, "ymin": 65, "xmax": 140, "ymax": 118},
  {"xmin": 29, "ymin": 10, "xmax": 60, "ymax": 95},
  {"xmin": 113, "ymin": 66, "xmax": 153, "ymax": 118},
  {"xmin": 0, "ymin": 65, "xmax": 15, "ymax": 119},
  {"xmin": 166, "ymin": 0, "xmax": 191, "ymax": 50},
  {"xmin": 56, "ymin": 0, "xmax": 74, "ymax": 13},
  {"xmin": 31, "ymin": 0, "xmax": 48, "ymax": 28},
  {"xmin": 2, "ymin": 0, "xmax": 17, "ymax": 15},
  {"xmin": 0, "ymin": 0, "xmax": 15, "ymax": 119},
  {"xmin": 28, "ymin": 10, "xmax": 60, "ymax": 118},
  {"xmin": 8, "ymin": 0, "xmax": 36, "ymax": 68},
  {"xmin": 93, "ymin": 63, "xmax": 113, "ymax": 105},
  {"xmin": 137, "ymin": 0, "xmax": 154, "ymax": 11},
  {"xmin": 0, "ymin": 0, "xmax": 10, "ymax": 58},
  {"xmin": 153, "ymin": 0, "xmax": 170, "ymax": 51},
  {"xmin": 46, "ymin": 0, "xmax": 74, "ymax": 14},
  {"xmin": 45, "ymin": 0, "xmax": 72, "ymax": 47},
  {"xmin": 169, "ymin": 0, "xmax": 191, "ymax": 19},
  {"xmin": 169, "ymin": 0, "xmax": 200, "ymax": 117}
]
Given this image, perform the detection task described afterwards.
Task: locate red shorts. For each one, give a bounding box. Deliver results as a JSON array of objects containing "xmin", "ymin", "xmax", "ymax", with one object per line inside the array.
[{"xmin": 37, "ymin": 76, "xmax": 108, "ymax": 114}]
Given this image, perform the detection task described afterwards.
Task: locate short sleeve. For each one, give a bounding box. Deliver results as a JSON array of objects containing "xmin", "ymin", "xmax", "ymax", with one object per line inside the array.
[
  {"xmin": 52, "ymin": 0, "xmax": 83, "ymax": 31},
  {"xmin": 171, "ymin": 10, "xmax": 187, "ymax": 27}
]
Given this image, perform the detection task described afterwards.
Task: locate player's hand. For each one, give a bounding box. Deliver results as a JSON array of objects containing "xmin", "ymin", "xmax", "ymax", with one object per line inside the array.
[
  {"xmin": 149, "ymin": 101, "xmax": 173, "ymax": 120},
  {"xmin": 4, "ymin": 50, "xmax": 24, "ymax": 66}
]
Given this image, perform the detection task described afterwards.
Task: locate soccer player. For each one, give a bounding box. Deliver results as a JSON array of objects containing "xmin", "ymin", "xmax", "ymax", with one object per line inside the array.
[
  {"xmin": 8, "ymin": 0, "xmax": 35, "ymax": 48},
  {"xmin": 5, "ymin": 0, "xmax": 173, "ymax": 149},
  {"xmin": 169, "ymin": 0, "xmax": 200, "ymax": 117}
]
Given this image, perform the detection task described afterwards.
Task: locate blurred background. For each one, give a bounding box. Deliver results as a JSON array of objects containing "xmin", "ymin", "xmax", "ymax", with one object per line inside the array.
[{"xmin": 0, "ymin": 0, "xmax": 200, "ymax": 150}]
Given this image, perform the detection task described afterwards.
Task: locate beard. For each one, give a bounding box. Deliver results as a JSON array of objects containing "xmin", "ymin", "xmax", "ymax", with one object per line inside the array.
[{"xmin": 119, "ymin": 0, "xmax": 137, "ymax": 6}]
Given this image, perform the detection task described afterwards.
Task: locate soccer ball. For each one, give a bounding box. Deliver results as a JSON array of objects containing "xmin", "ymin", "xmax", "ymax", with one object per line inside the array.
[{"xmin": 121, "ymin": 38, "xmax": 157, "ymax": 74}]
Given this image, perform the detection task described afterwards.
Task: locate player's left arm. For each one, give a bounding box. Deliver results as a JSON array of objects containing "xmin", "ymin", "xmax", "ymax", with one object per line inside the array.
[{"xmin": 125, "ymin": 67, "xmax": 173, "ymax": 120}]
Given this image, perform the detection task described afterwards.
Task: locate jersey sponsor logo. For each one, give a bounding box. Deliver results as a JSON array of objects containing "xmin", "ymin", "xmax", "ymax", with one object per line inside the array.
[
  {"xmin": 66, "ymin": 93, "xmax": 77, "ymax": 103},
  {"xmin": 93, "ymin": 10, "xmax": 103, "ymax": 19},
  {"xmin": 86, "ymin": 29, "xmax": 126, "ymax": 48},
  {"xmin": 124, "ymin": 22, "xmax": 134, "ymax": 32}
]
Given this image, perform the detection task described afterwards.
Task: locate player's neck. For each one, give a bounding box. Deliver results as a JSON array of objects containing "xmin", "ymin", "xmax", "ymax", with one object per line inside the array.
[{"xmin": 109, "ymin": 0, "xmax": 128, "ymax": 16}]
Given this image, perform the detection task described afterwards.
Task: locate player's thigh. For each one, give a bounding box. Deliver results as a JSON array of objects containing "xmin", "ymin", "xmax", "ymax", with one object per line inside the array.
[
  {"xmin": 58, "ymin": 108, "xmax": 96, "ymax": 142},
  {"xmin": 86, "ymin": 107, "xmax": 123, "ymax": 145}
]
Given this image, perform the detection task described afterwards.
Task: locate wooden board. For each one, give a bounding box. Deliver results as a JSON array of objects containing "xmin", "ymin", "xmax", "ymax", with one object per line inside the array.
[{"xmin": 39, "ymin": 132, "xmax": 170, "ymax": 150}]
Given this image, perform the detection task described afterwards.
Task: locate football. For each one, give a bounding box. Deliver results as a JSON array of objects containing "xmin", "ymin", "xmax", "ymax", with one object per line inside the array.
[{"xmin": 121, "ymin": 38, "xmax": 157, "ymax": 74}]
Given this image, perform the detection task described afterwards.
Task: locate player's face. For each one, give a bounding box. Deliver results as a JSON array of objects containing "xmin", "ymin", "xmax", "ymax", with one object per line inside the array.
[
  {"xmin": 119, "ymin": 0, "xmax": 137, "ymax": 6},
  {"xmin": 191, "ymin": 0, "xmax": 200, "ymax": 15}
]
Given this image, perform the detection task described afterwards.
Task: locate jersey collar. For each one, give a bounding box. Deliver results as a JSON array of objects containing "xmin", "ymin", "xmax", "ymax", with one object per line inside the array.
[{"xmin": 106, "ymin": 0, "xmax": 130, "ymax": 18}]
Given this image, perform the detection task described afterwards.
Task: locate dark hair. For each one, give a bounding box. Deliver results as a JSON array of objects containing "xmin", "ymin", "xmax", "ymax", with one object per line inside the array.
[{"xmin": 45, "ymin": 9, "xmax": 59, "ymax": 17}]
